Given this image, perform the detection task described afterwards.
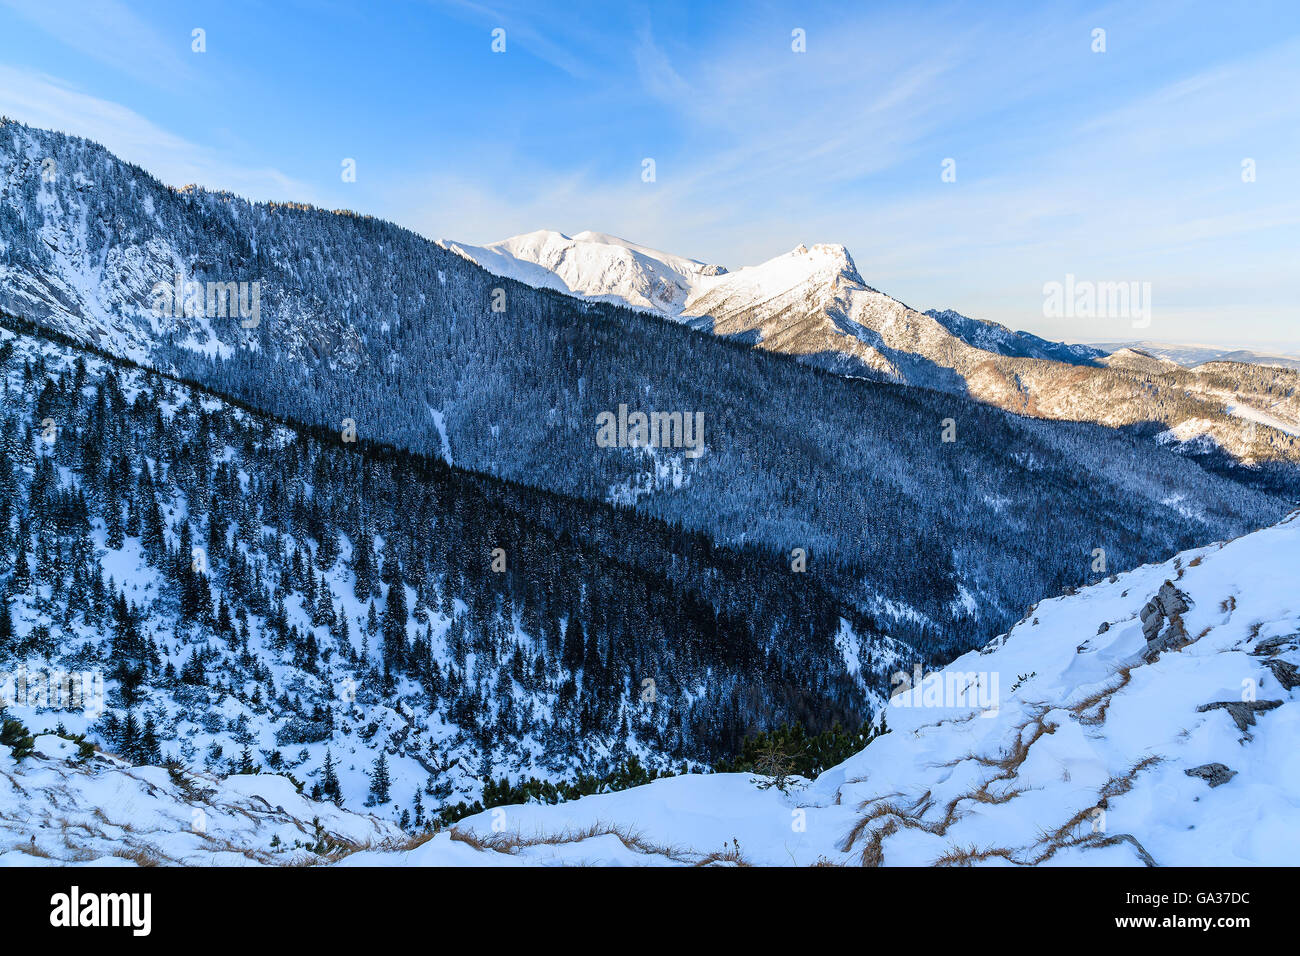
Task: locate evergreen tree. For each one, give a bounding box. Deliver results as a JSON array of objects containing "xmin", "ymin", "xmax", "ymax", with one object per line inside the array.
[
  {"xmin": 0, "ymin": 589, "xmax": 13, "ymax": 651},
  {"xmin": 368, "ymin": 751, "xmax": 391, "ymax": 804},
  {"xmin": 0, "ymin": 718, "xmax": 36, "ymax": 761},
  {"xmin": 141, "ymin": 715, "xmax": 162, "ymax": 764},
  {"xmin": 322, "ymin": 747, "xmax": 341, "ymax": 802},
  {"xmin": 382, "ymin": 571, "xmax": 408, "ymax": 672},
  {"xmin": 10, "ymin": 530, "xmax": 30, "ymax": 590},
  {"xmin": 120, "ymin": 710, "xmax": 140, "ymax": 763}
]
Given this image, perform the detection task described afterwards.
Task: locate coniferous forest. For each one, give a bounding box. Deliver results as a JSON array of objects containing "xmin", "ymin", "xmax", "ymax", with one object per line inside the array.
[
  {"xmin": 0, "ymin": 118, "xmax": 1293, "ymax": 829},
  {"xmin": 0, "ymin": 325, "xmax": 909, "ymax": 819},
  {"xmin": 1, "ymin": 119, "xmax": 1289, "ymax": 666}
]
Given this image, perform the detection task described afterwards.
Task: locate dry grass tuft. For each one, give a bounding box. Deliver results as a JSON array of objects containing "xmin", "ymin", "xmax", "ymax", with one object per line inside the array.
[
  {"xmin": 449, "ymin": 820, "xmax": 701, "ymax": 864},
  {"xmin": 933, "ymin": 843, "xmax": 1018, "ymax": 866},
  {"xmin": 112, "ymin": 845, "xmax": 164, "ymax": 866},
  {"xmin": 1069, "ymin": 665, "xmax": 1134, "ymax": 726},
  {"xmin": 840, "ymin": 703, "xmax": 1167, "ymax": 868}
]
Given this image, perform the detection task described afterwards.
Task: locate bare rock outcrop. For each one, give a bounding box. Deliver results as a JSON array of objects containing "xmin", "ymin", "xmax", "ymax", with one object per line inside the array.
[
  {"xmin": 1196, "ymin": 699, "xmax": 1282, "ymax": 733},
  {"xmin": 1184, "ymin": 763, "xmax": 1237, "ymax": 788},
  {"xmin": 1139, "ymin": 581, "xmax": 1192, "ymax": 660}
]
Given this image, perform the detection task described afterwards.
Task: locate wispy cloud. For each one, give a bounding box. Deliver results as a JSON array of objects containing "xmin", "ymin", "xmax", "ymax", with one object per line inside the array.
[
  {"xmin": 0, "ymin": 0, "xmax": 192, "ymax": 86},
  {"xmin": 394, "ymin": 5, "xmax": 1300, "ymax": 347},
  {"xmin": 2, "ymin": 0, "xmax": 1295, "ymax": 348},
  {"xmin": 633, "ymin": 25, "xmax": 691, "ymax": 102},
  {"xmin": 0, "ymin": 65, "xmax": 316, "ymax": 203},
  {"xmin": 433, "ymin": 0, "xmax": 600, "ymax": 79}
]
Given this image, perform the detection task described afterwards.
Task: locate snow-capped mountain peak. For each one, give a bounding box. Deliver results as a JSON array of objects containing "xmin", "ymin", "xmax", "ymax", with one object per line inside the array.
[
  {"xmin": 438, "ymin": 229, "xmax": 873, "ymax": 320},
  {"xmin": 438, "ymin": 228, "xmax": 726, "ymax": 315},
  {"xmin": 443, "ymin": 224, "xmax": 1300, "ymax": 479},
  {"xmin": 687, "ymin": 241, "xmax": 865, "ymax": 303}
]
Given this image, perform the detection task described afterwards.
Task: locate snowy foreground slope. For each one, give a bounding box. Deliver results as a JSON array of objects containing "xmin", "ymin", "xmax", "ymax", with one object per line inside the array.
[
  {"xmin": 345, "ymin": 512, "xmax": 1300, "ymax": 866},
  {"xmin": 0, "ymin": 737, "xmax": 403, "ymax": 866},
  {"xmin": 5, "ymin": 511, "xmax": 1296, "ymax": 866}
]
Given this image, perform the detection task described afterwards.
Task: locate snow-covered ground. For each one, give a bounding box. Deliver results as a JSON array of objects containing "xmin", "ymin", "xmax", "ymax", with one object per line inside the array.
[
  {"xmin": 6, "ymin": 508, "xmax": 1297, "ymax": 866},
  {"xmin": 1224, "ymin": 402, "xmax": 1300, "ymax": 438},
  {"xmin": 340, "ymin": 510, "xmax": 1300, "ymax": 866},
  {"xmin": 0, "ymin": 736, "xmax": 403, "ymax": 866}
]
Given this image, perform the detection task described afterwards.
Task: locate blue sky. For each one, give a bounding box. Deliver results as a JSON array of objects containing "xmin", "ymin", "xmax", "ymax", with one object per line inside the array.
[{"xmin": 1, "ymin": 0, "xmax": 1298, "ymax": 349}]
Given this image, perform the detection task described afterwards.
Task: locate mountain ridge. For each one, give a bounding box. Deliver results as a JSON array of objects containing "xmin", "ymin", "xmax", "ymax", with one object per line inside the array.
[
  {"xmin": 1, "ymin": 118, "xmax": 1292, "ymax": 655},
  {"xmin": 447, "ymin": 225, "xmax": 1300, "ymax": 490},
  {"xmin": 344, "ymin": 507, "xmax": 1300, "ymax": 866},
  {"xmin": 10, "ymin": 506, "xmax": 1295, "ymax": 865}
]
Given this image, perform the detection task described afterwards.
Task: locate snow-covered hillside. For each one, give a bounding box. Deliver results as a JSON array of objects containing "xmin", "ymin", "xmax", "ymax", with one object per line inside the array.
[
  {"xmin": 439, "ymin": 230, "xmax": 727, "ymax": 315},
  {"xmin": 338, "ymin": 512, "xmax": 1300, "ymax": 866},
  {"xmin": 448, "ymin": 227, "xmax": 1300, "ymax": 486},
  {"xmin": 0, "ymin": 735, "xmax": 403, "ymax": 865},
  {"xmin": 6, "ymin": 487, "xmax": 1296, "ymax": 867}
]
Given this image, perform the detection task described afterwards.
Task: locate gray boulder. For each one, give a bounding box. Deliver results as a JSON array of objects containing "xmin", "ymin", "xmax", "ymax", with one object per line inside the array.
[
  {"xmin": 1196, "ymin": 699, "xmax": 1282, "ymax": 733},
  {"xmin": 1184, "ymin": 763, "xmax": 1237, "ymax": 788},
  {"xmin": 1139, "ymin": 581, "xmax": 1192, "ymax": 660}
]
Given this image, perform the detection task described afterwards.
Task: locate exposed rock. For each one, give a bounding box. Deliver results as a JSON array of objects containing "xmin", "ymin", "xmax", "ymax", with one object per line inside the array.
[
  {"xmin": 1097, "ymin": 621, "xmax": 1110, "ymax": 634},
  {"xmin": 1185, "ymin": 763, "xmax": 1237, "ymax": 788},
  {"xmin": 1252, "ymin": 634, "xmax": 1297, "ymax": 657},
  {"xmin": 1261, "ymin": 658, "xmax": 1300, "ymax": 690},
  {"xmin": 1196, "ymin": 699, "xmax": 1282, "ymax": 733},
  {"xmin": 1139, "ymin": 581, "xmax": 1192, "ymax": 660}
]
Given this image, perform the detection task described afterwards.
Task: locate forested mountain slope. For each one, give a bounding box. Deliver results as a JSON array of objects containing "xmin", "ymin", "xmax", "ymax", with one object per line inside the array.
[
  {"xmin": 347, "ymin": 509, "xmax": 1300, "ymax": 866},
  {"xmin": 451, "ymin": 227, "xmax": 1300, "ymax": 493},
  {"xmin": 923, "ymin": 308, "xmax": 1104, "ymax": 365},
  {"xmin": 13, "ymin": 507, "xmax": 1296, "ymax": 866},
  {"xmin": 0, "ymin": 119, "xmax": 1291, "ymax": 654},
  {"xmin": 12, "ymin": 501, "xmax": 1289, "ymax": 867},
  {"xmin": 0, "ymin": 325, "xmax": 914, "ymax": 824}
]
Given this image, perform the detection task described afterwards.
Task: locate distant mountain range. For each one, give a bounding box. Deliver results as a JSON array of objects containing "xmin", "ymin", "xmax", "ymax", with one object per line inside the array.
[
  {"xmin": 7, "ymin": 117, "xmax": 1283, "ymax": 660},
  {"xmin": 445, "ymin": 229, "xmax": 1299, "ymax": 374},
  {"xmin": 446, "ymin": 228, "xmax": 1300, "ymax": 490},
  {"xmin": 1, "ymin": 117, "xmax": 1297, "ymax": 847},
  {"xmin": 1089, "ymin": 340, "xmax": 1300, "ymax": 370}
]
